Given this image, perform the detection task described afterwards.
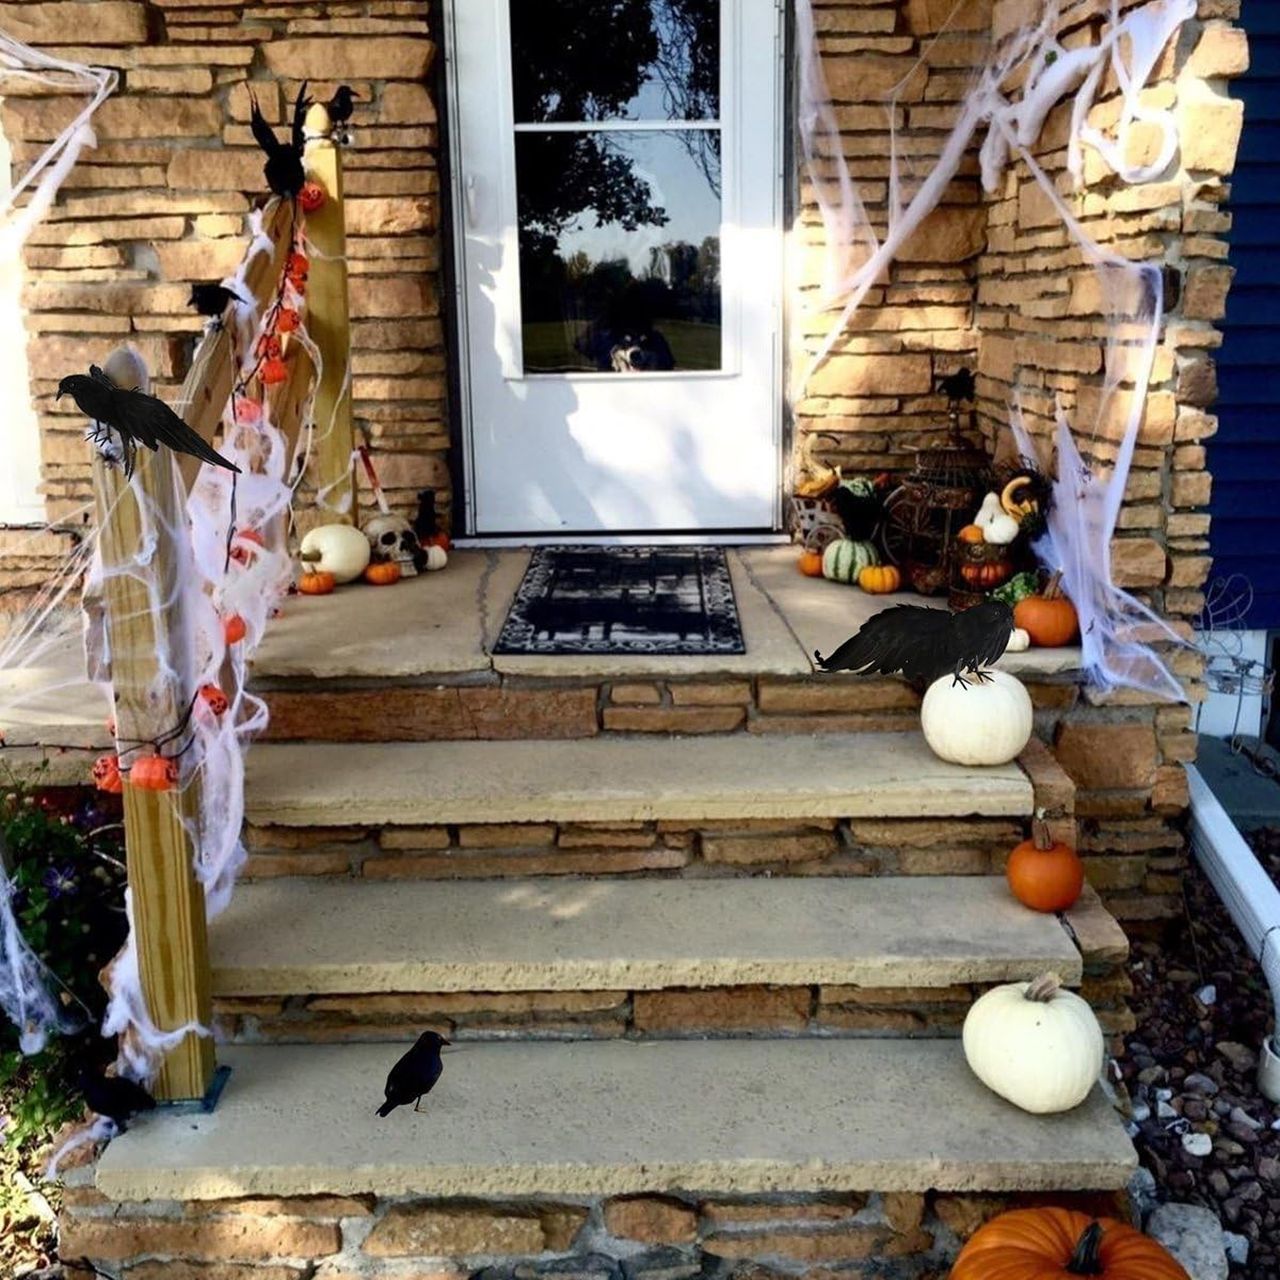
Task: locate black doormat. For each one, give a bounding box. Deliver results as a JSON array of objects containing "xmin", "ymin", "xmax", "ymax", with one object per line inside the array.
[{"xmin": 493, "ymin": 547, "xmax": 746, "ymax": 656}]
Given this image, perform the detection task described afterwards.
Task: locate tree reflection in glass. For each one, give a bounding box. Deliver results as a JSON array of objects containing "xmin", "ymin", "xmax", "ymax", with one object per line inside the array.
[{"xmin": 510, "ymin": 1, "xmax": 722, "ymax": 374}]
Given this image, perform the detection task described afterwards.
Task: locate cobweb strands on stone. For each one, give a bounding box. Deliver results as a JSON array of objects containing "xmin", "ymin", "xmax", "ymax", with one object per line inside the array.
[{"xmin": 792, "ymin": 0, "xmax": 1195, "ymax": 699}]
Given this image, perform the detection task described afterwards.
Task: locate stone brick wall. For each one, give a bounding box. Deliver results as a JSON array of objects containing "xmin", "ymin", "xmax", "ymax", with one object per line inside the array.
[
  {"xmin": 58, "ymin": 1172, "xmax": 1130, "ymax": 1280},
  {"xmin": 971, "ymin": 0, "xmax": 1245, "ymax": 923}
]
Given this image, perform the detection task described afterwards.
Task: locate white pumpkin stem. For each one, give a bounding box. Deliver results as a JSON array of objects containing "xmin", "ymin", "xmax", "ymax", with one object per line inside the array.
[
  {"xmin": 1024, "ymin": 972, "xmax": 1062, "ymax": 1003},
  {"xmin": 299, "ymin": 548, "xmax": 321, "ymax": 563}
]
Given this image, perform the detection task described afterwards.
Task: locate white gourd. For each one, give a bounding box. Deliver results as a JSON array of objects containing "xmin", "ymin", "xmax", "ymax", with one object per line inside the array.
[
  {"xmin": 423, "ymin": 545, "xmax": 448, "ymax": 572},
  {"xmin": 919, "ymin": 667, "xmax": 1032, "ymax": 765},
  {"xmin": 1004, "ymin": 627, "xmax": 1031, "ymax": 652},
  {"xmin": 983, "ymin": 512, "xmax": 1021, "ymax": 545},
  {"xmin": 299, "ymin": 524, "xmax": 371, "ymax": 584},
  {"xmin": 962, "ymin": 973, "xmax": 1105, "ymax": 1114},
  {"xmin": 974, "ymin": 492, "xmax": 1004, "ymax": 531}
]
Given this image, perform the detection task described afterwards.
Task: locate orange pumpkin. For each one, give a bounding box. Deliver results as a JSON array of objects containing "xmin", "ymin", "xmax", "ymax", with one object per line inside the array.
[
  {"xmin": 798, "ymin": 549, "xmax": 824, "ymax": 577},
  {"xmin": 298, "ymin": 569, "xmax": 336, "ymax": 596},
  {"xmin": 364, "ymin": 560, "xmax": 402, "ymax": 586},
  {"xmin": 952, "ymin": 1210, "xmax": 1189, "ymax": 1280},
  {"xmin": 961, "ymin": 558, "xmax": 1012, "ymax": 588},
  {"xmin": 958, "ymin": 524, "xmax": 986, "ymax": 544},
  {"xmin": 130, "ymin": 753, "xmax": 178, "ymax": 792},
  {"xmin": 858, "ymin": 564, "xmax": 901, "ymax": 594},
  {"xmin": 92, "ymin": 753, "xmax": 123, "ymax": 795},
  {"xmin": 1007, "ymin": 818, "xmax": 1084, "ymax": 912},
  {"xmin": 1015, "ymin": 571, "xmax": 1079, "ymax": 647},
  {"xmin": 223, "ymin": 613, "xmax": 247, "ymax": 645}
]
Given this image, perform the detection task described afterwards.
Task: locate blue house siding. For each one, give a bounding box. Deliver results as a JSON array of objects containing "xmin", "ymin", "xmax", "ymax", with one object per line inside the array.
[{"xmin": 1210, "ymin": 12, "xmax": 1280, "ymax": 628}]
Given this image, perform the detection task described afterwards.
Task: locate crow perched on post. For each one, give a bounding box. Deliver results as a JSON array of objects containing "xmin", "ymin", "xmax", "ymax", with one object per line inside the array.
[
  {"xmin": 188, "ymin": 282, "xmax": 242, "ymax": 320},
  {"xmin": 58, "ymin": 366, "xmax": 241, "ymax": 478},
  {"xmin": 248, "ymin": 82, "xmax": 311, "ymax": 198},
  {"xmin": 326, "ymin": 85, "xmax": 359, "ymax": 126},
  {"xmin": 77, "ymin": 1069, "xmax": 155, "ymax": 1131},
  {"xmin": 815, "ymin": 599, "xmax": 1014, "ymax": 689},
  {"xmin": 377, "ymin": 1030, "xmax": 449, "ymax": 1117}
]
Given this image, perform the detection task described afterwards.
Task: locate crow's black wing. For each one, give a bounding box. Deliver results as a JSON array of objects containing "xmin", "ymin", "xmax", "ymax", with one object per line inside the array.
[
  {"xmin": 248, "ymin": 94, "xmax": 279, "ymax": 157},
  {"xmin": 114, "ymin": 388, "xmax": 241, "ymax": 473},
  {"xmin": 89, "ymin": 364, "xmax": 118, "ymax": 390},
  {"xmin": 291, "ymin": 81, "xmax": 311, "ymax": 152},
  {"xmin": 946, "ymin": 599, "xmax": 1015, "ymax": 674},
  {"xmin": 815, "ymin": 604, "xmax": 952, "ymax": 683}
]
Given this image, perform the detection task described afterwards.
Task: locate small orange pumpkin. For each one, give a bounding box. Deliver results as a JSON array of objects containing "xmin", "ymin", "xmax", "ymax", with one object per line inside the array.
[
  {"xmin": 798, "ymin": 549, "xmax": 824, "ymax": 577},
  {"xmin": 961, "ymin": 558, "xmax": 1012, "ymax": 588},
  {"xmin": 857, "ymin": 564, "xmax": 901, "ymax": 594},
  {"xmin": 92, "ymin": 753, "xmax": 123, "ymax": 795},
  {"xmin": 130, "ymin": 753, "xmax": 178, "ymax": 792},
  {"xmin": 298, "ymin": 569, "xmax": 336, "ymax": 596},
  {"xmin": 364, "ymin": 560, "xmax": 402, "ymax": 586},
  {"xmin": 1006, "ymin": 818, "xmax": 1085, "ymax": 912},
  {"xmin": 951, "ymin": 1209, "xmax": 1189, "ymax": 1280},
  {"xmin": 1015, "ymin": 570, "xmax": 1079, "ymax": 647},
  {"xmin": 958, "ymin": 524, "xmax": 986, "ymax": 544},
  {"xmin": 223, "ymin": 613, "xmax": 247, "ymax": 645}
]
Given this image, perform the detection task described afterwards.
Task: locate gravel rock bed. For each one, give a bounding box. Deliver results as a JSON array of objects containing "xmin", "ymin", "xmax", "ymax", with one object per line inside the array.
[{"xmin": 1119, "ymin": 828, "xmax": 1280, "ymax": 1279}]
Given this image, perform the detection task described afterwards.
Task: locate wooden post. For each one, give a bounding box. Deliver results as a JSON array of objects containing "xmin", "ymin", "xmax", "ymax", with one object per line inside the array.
[
  {"xmin": 303, "ymin": 103, "xmax": 356, "ymax": 523},
  {"xmin": 94, "ymin": 349, "xmax": 215, "ymax": 1102}
]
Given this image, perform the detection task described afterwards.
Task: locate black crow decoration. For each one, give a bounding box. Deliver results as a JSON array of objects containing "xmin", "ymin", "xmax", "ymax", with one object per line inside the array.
[
  {"xmin": 816, "ymin": 598, "xmax": 1014, "ymax": 689},
  {"xmin": 77, "ymin": 1068, "xmax": 156, "ymax": 1131},
  {"xmin": 188, "ymin": 282, "xmax": 242, "ymax": 319},
  {"xmin": 58, "ymin": 366, "xmax": 241, "ymax": 478},
  {"xmin": 938, "ymin": 366, "xmax": 976, "ymax": 404},
  {"xmin": 249, "ymin": 82, "xmax": 311, "ymax": 199},
  {"xmin": 377, "ymin": 1030, "xmax": 449, "ymax": 1117},
  {"xmin": 326, "ymin": 84, "xmax": 359, "ymax": 127}
]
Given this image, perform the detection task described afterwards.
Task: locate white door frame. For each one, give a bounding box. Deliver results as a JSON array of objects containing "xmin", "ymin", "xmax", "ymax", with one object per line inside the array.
[{"xmin": 442, "ymin": 0, "xmax": 786, "ymax": 542}]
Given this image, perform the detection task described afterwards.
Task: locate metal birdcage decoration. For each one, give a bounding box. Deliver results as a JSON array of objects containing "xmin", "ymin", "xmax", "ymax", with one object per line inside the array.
[{"xmin": 881, "ymin": 371, "xmax": 993, "ymax": 596}]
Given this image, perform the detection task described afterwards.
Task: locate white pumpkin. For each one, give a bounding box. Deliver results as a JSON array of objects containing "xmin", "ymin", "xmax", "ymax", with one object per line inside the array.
[
  {"xmin": 1004, "ymin": 627, "xmax": 1031, "ymax": 653},
  {"xmin": 422, "ymin": 544, "xmax": 448, "ymax": 572},
  {"xmin": 963, "ymin": 972, "xmax": 1105, "ymax": 1114},
  {"xmin": 983, "ymin": 512, "xmax": 1021, "ymax": 545},
  {"xmin": 299, "ymin": 523, "xmax": 370, "ymax": 584},
  {"xmin": 919, "ymin": 667, "xmax": 1032, "ymax": 766}
]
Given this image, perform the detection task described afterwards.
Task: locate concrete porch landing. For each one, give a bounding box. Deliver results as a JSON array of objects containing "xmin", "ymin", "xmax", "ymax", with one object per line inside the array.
[{"xmin": 251, "ymin": 546, "xmax": 1082, "ymax": 682}]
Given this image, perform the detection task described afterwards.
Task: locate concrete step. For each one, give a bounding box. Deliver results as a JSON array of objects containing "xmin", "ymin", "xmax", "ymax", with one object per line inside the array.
[
  {"xmin": 244, "ymin": 732, "xmax": 1035, "ymax": 828},
  {"xmin": 95, "ymin": 1039, "xmax": 1135, "ymax": 1201},
  {"xmin": 209, "ymin": 875, "xmax": 1083, "ymax": 997}
]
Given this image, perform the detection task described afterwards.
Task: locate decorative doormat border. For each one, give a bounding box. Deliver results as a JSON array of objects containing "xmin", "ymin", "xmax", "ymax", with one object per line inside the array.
[{"xmin": 493, "ymin": 546, "xmax": 746, "ymax": 656}]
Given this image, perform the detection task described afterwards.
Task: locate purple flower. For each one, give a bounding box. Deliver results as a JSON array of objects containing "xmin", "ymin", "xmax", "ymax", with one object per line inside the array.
[{"xmin": 42, "ymin": 863, "xmax": 79, "ymax": 898}]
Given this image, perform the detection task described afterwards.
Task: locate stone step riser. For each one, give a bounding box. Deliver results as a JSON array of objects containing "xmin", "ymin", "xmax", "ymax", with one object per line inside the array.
[
  {"xmin": 213, "ymin": 974, "xmax": 1135, "ymax": 1046},
  {"xmin": 243, "ymin": 814, "xmax": 1030, "ymax": 879},
  {"xmin": 254, "ymin": 673, "xmax": 1078, "ymax": 742}
]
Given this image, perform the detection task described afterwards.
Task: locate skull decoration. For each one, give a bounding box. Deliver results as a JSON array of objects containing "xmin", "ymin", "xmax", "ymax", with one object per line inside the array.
[{"xmin": 361, "ymin": 512, "xmax": 419, "ymax": 577}]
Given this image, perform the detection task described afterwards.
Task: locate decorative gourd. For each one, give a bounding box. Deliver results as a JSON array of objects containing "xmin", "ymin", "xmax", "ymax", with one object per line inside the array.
[
  {"xmin": 364, "ymin": 560, "xmax": 402, "ymax": 586},
  {"xmin": 798, "ymin": 549, "xmax": 824, "ymax": 578},
  {"xmin": 422, "ymin": 545, "xmax": 448, "ymax": 572},
  {"xmin": 822, "ymin": 538, "xmax": 879, "ymax": 584},
  {"xmin": 920, "ymin": 668, "xmax": 1032, "ymax": 766},
  {"xmin": 299, "ymin": 524, "xmax": 370, "ymax": 584},
  {"xmin": 983, "ymin": 512, "xmax": 1021, "ymax": 545},
  {"xmin": 857, "ymin": 564, "xmax": 900, "ymax": 594},
  {"xmin": 198, "ymin": 683, "xmax": 229, "ymax": 718},
  {"xmin": 1007, "ymin": 818, "xmax": 1084, "ymax": 912},
  {"xmin": 130, "ymin": 753, "xmax": 178, "ymax": 792},
  {"xmin": 958, "ymin": 524, "xmax": 985, "ymax": 544},
  {"xmin": 92, "ymin": 753, "xmax": 123, "ymax": 795},
  {"xmin": 1015, "ymin": 571, "xmax": 1079, "ymax": 646},
  {"xmin": 1000, "ymin": 476, "xmax": 1040, "ymax": 521},
  {"xmin": 223, "ymin": 613, "xmax": 247, "ymax": 645},
  {"xmin": 952, "ymin": 1210, "xmax": 1190, "ymax": 1280},
  {"xmin": 991, "ymin": 571, "xmax": 1039, "ymax": 607},
  {"xmin": 974, "ymin": 492, "xmax": 1004, "ymax": 531},
  {"xmin": 1004, "ymin": 627, "xmax": 1031, "ymax": 652},
  {"xmin": 963, "ymin": 972, "xmax": 1104, "ymax": 1114},
  {"xmin": 795, "ymin": 465, "xmax": 839, "ymax": 499},
  {"xmin": 298, "ymin": 569, "xmax": 336, "ymax": 596}
]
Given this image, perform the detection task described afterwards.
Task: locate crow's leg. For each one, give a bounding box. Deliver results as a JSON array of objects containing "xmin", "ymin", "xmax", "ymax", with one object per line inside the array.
[
  {"xmin": 950, "ymin": 668, "xmax": 971, "ymax": 690},
  {"xmin": 971, "ymin": 667, "xmax": 994, "ymax": 684},
  {"xmin": 413, "ymin": 1095, "xmax": 424, "ymax": 1113}
]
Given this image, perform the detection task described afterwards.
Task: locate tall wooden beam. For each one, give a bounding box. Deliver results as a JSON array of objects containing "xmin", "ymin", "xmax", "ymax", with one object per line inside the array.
[
  {"xmin": 303, "ymin": 102, "xmax": 356, "ymax": 523},
  {"xmin": 94, "ymin": 350, "xmax": 215, "ymax": 1102}
]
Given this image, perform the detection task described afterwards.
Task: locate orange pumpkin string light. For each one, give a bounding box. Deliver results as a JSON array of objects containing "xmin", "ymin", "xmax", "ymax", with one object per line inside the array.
[
  {"xmin": 129, "ymin": 753, "xmax": 178, "ymax": 792},
  {"xmin": 299, "ymin": 180, "xmax": 326, "ymax": 213},
  {"xmin": 91, "ymin": 753, "xmax": 123, "ymax": 795}
]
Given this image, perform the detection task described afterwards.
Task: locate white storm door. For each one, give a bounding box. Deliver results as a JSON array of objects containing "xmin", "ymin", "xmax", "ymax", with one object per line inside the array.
[{"xmin": 447, "ymin": 0, "xmax": 783, "ymax": 536}]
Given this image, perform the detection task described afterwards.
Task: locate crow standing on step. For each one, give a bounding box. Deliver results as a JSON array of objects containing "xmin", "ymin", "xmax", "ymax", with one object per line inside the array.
[
  {"xmin": 377, "ymin": 1030, "xmax": 449, "ymax": 1117},
  {"xmin": 249, "ymin": 82, "xmax": 311, "ymax": 199},
  {"xmin": 815, "ymin": 599, "xmax": 1014, "ymax": 689},
  {"xmin": 77, "ymin": 1068, "xmax": 156, "ymax": 1131},
  {"xmin": 58, "ymin": 365, "xmax": 241, "ymax": 478}
]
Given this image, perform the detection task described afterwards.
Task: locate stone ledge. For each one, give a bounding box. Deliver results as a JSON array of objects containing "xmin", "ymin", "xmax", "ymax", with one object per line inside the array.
[
  {"xmin": 209, "ymin": 875, "xmax": 1084, "ymax": 996},
  {"xmin": 244, "ymin": 733, "xmax": 1036, "ymax": 827},
  {"xmin": 95, "ymin": 1040, "xmax": 1136, "ymax": 1201}
]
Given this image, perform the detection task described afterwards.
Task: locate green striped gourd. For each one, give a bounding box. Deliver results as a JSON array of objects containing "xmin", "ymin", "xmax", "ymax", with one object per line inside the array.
[{"xmin": 821, "ymin": 538, "xmax": 880, "ymax": 584}]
